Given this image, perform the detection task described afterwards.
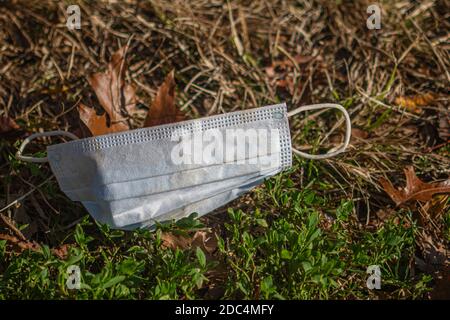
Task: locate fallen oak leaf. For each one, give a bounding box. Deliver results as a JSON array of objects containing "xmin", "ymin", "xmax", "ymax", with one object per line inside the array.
[
  {"xmin": 379, "ymin": 166, "xmax": 450, "ymax": 206},
  {"xmin": 143, "ymin": 70, "xmax": 186, "ymax": 127},
  {"xmin": 78, "ymin": 103, "xmax": 128, "ymax": 136},
  {"xmin": 88, "ymin": 45, "xmax": 137, "ymax": 119},
  {"xmin": 80, "ymin": 45, "xmax": 137, "ymax": 136}
]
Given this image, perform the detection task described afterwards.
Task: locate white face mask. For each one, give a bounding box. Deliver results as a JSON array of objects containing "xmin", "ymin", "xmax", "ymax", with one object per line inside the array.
[{"xmin": 16, "ymin": 103, "xmax": 351, "ymax": 230}]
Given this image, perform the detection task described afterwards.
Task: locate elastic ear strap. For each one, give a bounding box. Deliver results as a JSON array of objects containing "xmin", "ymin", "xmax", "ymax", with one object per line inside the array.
[
  {"xmin": 16, "ymin": 131, "xmax": 79, "ymax": 163},
  {"xmin": 288, "ymin": 103, "xmax": 351, "ymax": 160}
]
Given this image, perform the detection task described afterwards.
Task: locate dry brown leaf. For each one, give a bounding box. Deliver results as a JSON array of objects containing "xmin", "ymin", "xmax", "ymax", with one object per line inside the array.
[
  {"xmin": 0, "ymin": 233, "xmax": 72, "ymax": 259},
  {"xmin": 80, "ymin": 46, "xmax": 137, "ymax": 136},
  {"xmin": 143, "ymin": 70, "xmax": 186, "ymax": 127},
  {"xmin": 78, "ymin": 103, "xmax": 128, "ymax": 136},
  {"xmin": 161, "ymin": 230, "xmax": 217, "ymax": 254},
  {"xmin": 394, "ymin": 93, "xmax": 436, "ymax": 114},
  {"xmin": 379, "ymin": 166, "xmax": 450, "ymax": 206},
  {"xmin": 0, "ymin": 115, "xmax": 20, "ymax": 133},
  {"xmin": 88, "ymin": 45, "xmax": 137, "ymax": 119},
  {"xmin": 0, "ymin": 233, "xmax": 40, "ymax": 252}
]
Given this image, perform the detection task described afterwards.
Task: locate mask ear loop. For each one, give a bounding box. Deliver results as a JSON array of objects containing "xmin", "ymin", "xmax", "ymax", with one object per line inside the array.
[
  {"xmin": 287, "ymin": 103, "xmax": 351, "ymax": 159},
  {"xmin": 16, "ymin": 131, "xmax": 79, "ymax": 163}
]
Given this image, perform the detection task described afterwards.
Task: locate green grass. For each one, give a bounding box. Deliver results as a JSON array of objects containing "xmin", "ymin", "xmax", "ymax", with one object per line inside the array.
[{"xmin": 0, "ymin": 158, "xmax": 433, "ymax": 299}]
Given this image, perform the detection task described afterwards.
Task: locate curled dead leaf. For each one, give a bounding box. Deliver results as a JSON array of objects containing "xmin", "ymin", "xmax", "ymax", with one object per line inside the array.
[
  {"xmin": 78, "ymin": 103, "xmax": 128, "ymax": 136},
  {"xmin": 88, "ymin": 45, "xmax": 137, "ymax": 118},
  {"xmin": 143, "ymin": 70, "xmax": 186, "ymax": 127},
  {"xmin": 80, "ymin": 46, "xmax": 136, "ymax": 136},
  {"xmin": 379, "ymin": 166, "xmax": 450, "ymax": 206}
]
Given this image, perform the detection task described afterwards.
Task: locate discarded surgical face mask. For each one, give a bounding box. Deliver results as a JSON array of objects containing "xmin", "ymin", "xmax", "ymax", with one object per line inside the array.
[{"xmin": 16, "ymin": 103, "xmax": 351, "ymax": 230}]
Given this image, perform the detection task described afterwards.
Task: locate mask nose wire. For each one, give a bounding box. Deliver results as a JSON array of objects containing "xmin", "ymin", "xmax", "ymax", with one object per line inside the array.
[
  {"xmin": 16, "ymin": 104, "xmax": 350, "ymax": 162},
  {"xmin": 16, "ymin": 131, "xmax": 79, "ymax": 163},
  {"xmin": 287, "ymin": 103, "xmax": 351, "ymax": 160}
]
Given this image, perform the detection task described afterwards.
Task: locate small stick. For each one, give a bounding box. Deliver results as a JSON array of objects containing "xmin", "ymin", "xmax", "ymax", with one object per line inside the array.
[
  {"xmin": 0, "ymin": 214, "xmax": 26, "ymax": 241},
  {"xmin": 0, "ymin": 176, "xmax": 53, "ymax": 214}
]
